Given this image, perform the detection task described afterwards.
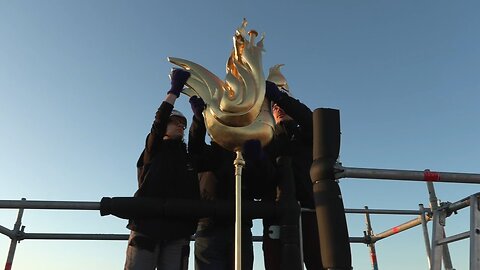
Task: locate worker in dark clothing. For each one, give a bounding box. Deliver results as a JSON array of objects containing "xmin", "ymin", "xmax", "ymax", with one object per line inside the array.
[
  {"xmin": 125, "ymin": 69, "xmax": 200, "ymax": 270},
  {"xmin": 262, "ymin": 79, "xmax": 323, "ymax": 270},
  {"xmin": 188, "ymin": 96, "xmax": 275, "ymax": 270}
]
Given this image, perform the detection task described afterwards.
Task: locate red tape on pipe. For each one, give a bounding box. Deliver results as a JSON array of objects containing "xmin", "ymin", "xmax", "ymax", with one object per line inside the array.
[
  {"xmin": 370, "ymin": 253, "xmax": 377, "ymax": 263},
  {"xmin": 424, "ymin": 169, "xmax": 440, "ymax": 182}
]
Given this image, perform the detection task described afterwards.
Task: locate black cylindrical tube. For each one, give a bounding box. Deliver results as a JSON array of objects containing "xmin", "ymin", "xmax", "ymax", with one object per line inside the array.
[
  {"xmin": 310, "ymin": 108, "xmax": 352, "ymax": 269},
  {"xmin": 276, "ymin": 156, "xmax": 303, "ymax": 270},
  {"xmin": 100, "ymin": 197, "xmax": 277, "ymax": 220}
]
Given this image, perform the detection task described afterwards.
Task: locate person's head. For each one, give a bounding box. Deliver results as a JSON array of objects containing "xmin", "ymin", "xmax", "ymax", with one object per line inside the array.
[
  {"xmin": 267, "ymin": 64, "xmax": 294, "ymax": 124},
  {"xmin": 272, "ymin": 103, "xmax": 292, "ymax": 124},
  {"xmin": 164, "ymin": 109, "xmax": 187, "ymax": 140}
]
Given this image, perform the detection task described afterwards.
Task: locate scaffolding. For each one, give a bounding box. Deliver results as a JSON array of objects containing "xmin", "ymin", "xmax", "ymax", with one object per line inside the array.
[
  {"xmin": 0, "ymin": 177, "xmax": 478, "ymax": 270},
  {"xmin": 2, "ymin": 109, "xmax": 479, "ymax": 269}
]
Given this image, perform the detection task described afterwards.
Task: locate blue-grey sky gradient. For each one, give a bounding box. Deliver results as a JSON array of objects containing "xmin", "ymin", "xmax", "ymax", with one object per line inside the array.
[{"xmin": 1, "ymin": 1, "xmax": 479, "ymax": 269}]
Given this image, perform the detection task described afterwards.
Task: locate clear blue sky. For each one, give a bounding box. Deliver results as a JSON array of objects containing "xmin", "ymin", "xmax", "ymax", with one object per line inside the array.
[{"xmin": 1, "ymin": 1, "xmax": 479, "ymax": 269}]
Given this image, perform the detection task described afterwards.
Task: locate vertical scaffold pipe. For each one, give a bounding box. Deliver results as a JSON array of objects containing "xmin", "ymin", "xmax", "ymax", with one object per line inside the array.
[
  {"xmin": 277, "ymin": 156, "xmax": 302, "ymax": 270},
  {"xmin": 310, "ymin": 108, "xmax": 352, "ymax": 269},
  {"xmin": 5, "ymin": 198, "xmax": 25, "ymax": 270},
  {"xmin": 365, "ymin": 206, "xmax": 379, "ymax": 270}
]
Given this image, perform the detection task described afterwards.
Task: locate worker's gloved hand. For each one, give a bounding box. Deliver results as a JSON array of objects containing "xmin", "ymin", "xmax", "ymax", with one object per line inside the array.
[
  {"xmin": 265, "ymin": 81, "xmax": 282, "ymax": 102},
  {"xmin": 243, "ymin": 139, "xmax": 265, "ymax": 161},
  {"xmin": 189, "ymin": 96, "xmax": 206, "ymax": 120},
  {"xmin": 168, "ymin": 69, "xmax": 191, "ymax": 97}
]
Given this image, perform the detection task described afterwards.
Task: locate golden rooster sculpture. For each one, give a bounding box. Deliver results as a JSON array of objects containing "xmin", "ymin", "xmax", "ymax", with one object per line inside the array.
[{"xmin": 168, "ymin": 19, "xmax": 275, "ymax": 152}]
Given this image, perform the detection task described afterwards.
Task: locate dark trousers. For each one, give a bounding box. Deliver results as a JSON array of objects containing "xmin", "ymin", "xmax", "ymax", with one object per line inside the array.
[
  {"xmin": 124, "ymin": 231, "xmax": 190, "ymax": 270},
  {"xmin": 263, "ymin": 211, "xmax": 323, "ymax": 270},
  {"xmin": 194, "ymin": 223, "xmax": 254, "ymax": 270}
]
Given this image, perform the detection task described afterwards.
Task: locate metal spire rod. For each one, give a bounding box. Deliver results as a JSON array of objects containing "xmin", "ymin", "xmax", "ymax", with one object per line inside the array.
[{"xmin": 233, "ymin": 150, "xmax": 245, "ymax": 270}]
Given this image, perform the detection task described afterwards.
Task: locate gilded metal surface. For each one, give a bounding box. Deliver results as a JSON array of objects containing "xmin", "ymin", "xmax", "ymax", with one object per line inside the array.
[
  {"xmin": 266, "ymin": 64, "xmax": 290, "ymax": 92},
  {"xmin": 168, "ymin": 19, "xmax": 274, "ymax": 151}
]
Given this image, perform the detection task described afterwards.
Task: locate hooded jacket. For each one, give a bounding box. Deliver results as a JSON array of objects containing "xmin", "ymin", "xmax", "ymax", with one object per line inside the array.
[
  {"xmin": 266, "ymin": 92, "xmax": 315, "ymax": 209},
  {"xmin": 128, "ymin": 102, "xmax": 199, "ymax": 240}
]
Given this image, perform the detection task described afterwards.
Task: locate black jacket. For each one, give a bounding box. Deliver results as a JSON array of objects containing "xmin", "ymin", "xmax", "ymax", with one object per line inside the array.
[
  {"xmin": 266, "ymin": 92, "xmax": 315, "ymax": 209},
  {"xmin": 128, "ymin": 102, "xmax": 199, "ymax": 240},
  {"xmin": 188, "ymin": 115, "xmax": 276, "ymax": 226}
]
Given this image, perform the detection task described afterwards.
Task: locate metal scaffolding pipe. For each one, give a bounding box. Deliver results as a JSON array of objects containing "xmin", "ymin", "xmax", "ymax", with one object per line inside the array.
[
  {"xmin": 6, "ymin": 232, "xmax": 369, "ymax": 244},
  {"xmin": 5, "ymin": 202, "xmax": 25, "ymax": 270},
  {"xmin": 469, "ymin": 195, "xmax": 480, "ymax": 269},
  {"xmin": 441, "ymin": 194, "xmax": 478, "ymax": 215},
  {"xmin": 0, "ymin": 200, "xmax": 100, "ymax": 210},
  {"xmin": 419, "ymin": 204, "xmax": 432, "ymax": 268},
  {"xmin": 303, "ymin": 207, "xmax": 429, "ymax": 215},
  {"xmin": 371, "ymin": 215, "xmax": 429, "ymax": 243},
  {"xmin": 0, "ymin": 199, "xmax": 429, "ymax": 217},
  {"xmin": 345, "ymin": 208, "xmax": 427, "ymax": 215},
  {"xmin": 0, "ymin": 225, "xmax": 12, "ymax": 238},
  {"xmin": 22, "ymin": 233, "xmax": 129, "ymax": 241},
  {"xmin": 365, "ymin": 206, "xmax": 379, "ymax": 270},
  {"xmin": 436, "ymin": 231, "xmax": 470, "ymax": 245},
  {"xmin": 336, "ymin": 165, "xmax": 480, "ymax": 184},
  {"xmin": 349, "ymin": 237, "xmax": 367, "ymax": 243}
]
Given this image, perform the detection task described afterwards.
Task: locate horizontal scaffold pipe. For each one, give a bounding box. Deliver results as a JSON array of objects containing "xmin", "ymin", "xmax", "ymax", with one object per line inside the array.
[
  {"xmin": 22, "ymin": 233, "xmax": 129, "ymax": 241},
  {"xmin": 0, "ymin": 198, "xmax": 279, "ymax": 220},
  {"xmin": 0, "ymin": 199, "xmax": 429, "ymax": 217},
  {"xmin": 436, "ymin": 231, "xmax": 470, "ymax": 245},
  {"xmin": 335, "ymin": 164, "xmax": 480, "ymax": 184},
  {"xmin": 0, "ymin": 200, "xmax": 99, "ymax": 210},
  {"xmin": 10, "ymin": 232, "xmax": 368, "ymax": 244},
  {"xmin": 302, "ymin": 207, "xmax": 428, "ymax": 215},
  {"xmin": 345, "ymin": 208, "xmax": 427, "ymax": 215},
  {"xmin": 441, "ymin": 193, "xmax": 479, "ymax": 215}
]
